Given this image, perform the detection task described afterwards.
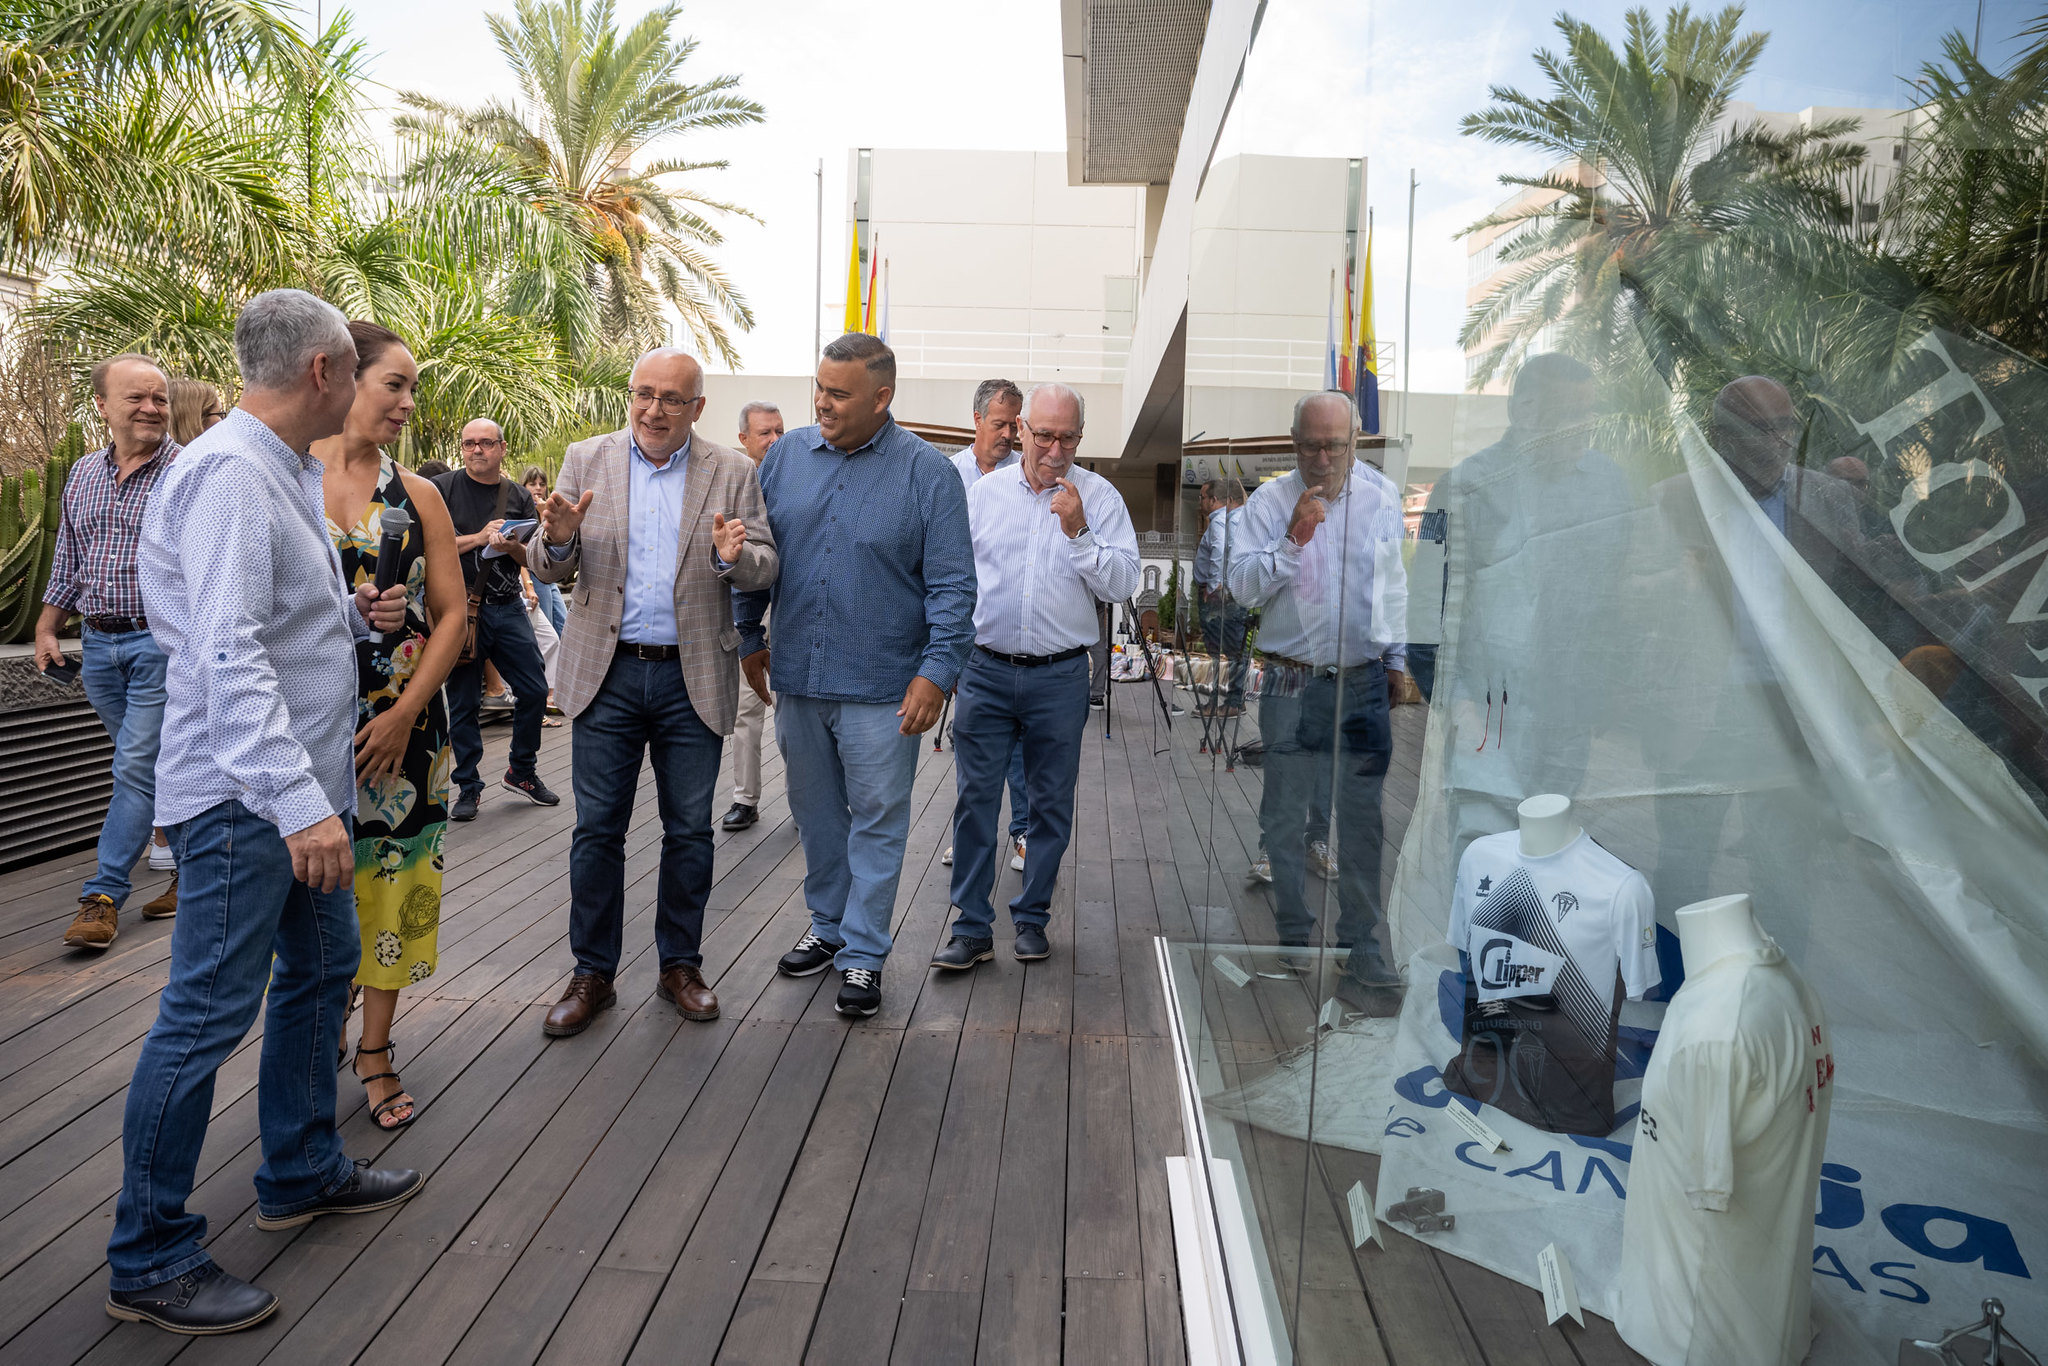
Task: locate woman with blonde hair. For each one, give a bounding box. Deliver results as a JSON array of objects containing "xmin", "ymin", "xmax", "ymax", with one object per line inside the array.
[
  {"xmin": 312, "ymin": 321, "xmax": 466, "ymax": 1130},
  {"xmin": 166, "ymin": 378, "xmax": 224, "ymax": 445}
]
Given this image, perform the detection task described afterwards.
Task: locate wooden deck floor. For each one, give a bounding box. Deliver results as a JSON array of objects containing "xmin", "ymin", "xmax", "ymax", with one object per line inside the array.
[{"xmin": 0, "ymin": 682, "xmax": 1642, "ymax": 1365}]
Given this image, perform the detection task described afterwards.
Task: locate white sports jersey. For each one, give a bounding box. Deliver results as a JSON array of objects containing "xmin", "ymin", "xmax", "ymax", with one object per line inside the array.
[
  {"xmin": 1617, "ymin": 939, "xmax": 1833, "ymax": 1366},
  {"xmin": 1443, "ymin": 830, "xmax": 1659, "ymax": 1134}
]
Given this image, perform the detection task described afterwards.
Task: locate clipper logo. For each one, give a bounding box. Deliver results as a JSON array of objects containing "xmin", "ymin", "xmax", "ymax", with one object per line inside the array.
[
  {"xmin": 1478, "ymin": 936, "xmax": 1564, "ymax": 994},
  {"xmin": 1551, "ymin": 891, "xmax": 1578, "ymax": 922}
]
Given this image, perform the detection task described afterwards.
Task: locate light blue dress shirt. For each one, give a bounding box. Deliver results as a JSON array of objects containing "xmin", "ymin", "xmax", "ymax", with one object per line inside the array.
[
  {"xmin": 1228, "ymin": 463, "xmax": 1409, "ymax": 671},
  {"xmin": 619, "ymin": 435, "xmax": 688, "ymax": 645},
  {"xmin": 138, "ymin": 408, "xmax": 370, "ymax": 835}
]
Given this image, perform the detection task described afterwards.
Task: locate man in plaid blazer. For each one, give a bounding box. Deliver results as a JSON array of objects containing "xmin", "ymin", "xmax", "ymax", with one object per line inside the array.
[{"xmin": 527, "ymin": 348, "xmax": 779, "ymax": 1036}]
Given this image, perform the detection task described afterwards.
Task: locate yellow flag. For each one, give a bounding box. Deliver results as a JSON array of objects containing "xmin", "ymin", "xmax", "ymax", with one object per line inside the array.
[
  {"xmin": 1358, "ymin": 223, "xmax": 1377, "ymax": 378},
  {"xmin": 843, "ymin": 225, "xmax": 863, "ymax": 334}
]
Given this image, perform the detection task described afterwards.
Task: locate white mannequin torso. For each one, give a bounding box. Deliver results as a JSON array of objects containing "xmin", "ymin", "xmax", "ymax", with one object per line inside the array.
[
  {"xmin": 1517, "ymin": 793, "xmax": 1582, "ymax": 858},
  {"xmin": 1674, "ymin": 893, "xmax": 1769, "ymax": 977}
]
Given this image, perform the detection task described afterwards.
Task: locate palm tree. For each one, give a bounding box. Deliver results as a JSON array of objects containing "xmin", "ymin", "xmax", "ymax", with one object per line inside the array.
[
  {"xmin": 1884, "ymin": 20, "xmax": 2048, "ymax": 363},
  {"xmin": 1458, "ymin": 5, "xmax": 1867, "ymax": 393},
  {"xmin": 24, "ymin": 15, "xmax": 580, "ymax": 453},
  {"xmin": 399, "ymin": 0, "xmax": 764, "ymax": 365}
]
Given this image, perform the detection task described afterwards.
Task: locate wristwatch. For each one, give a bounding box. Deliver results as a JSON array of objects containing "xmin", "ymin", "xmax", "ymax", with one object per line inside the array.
[{"xmin": 1069, "ymin": 523, "xmax": 1091, "ymax": 541}]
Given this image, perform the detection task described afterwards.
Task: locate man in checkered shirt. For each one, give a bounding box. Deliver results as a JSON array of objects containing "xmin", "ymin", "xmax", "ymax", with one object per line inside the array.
[{"xmin": 34, "ymin": 354, "xmax": 184, "ymax": 950}]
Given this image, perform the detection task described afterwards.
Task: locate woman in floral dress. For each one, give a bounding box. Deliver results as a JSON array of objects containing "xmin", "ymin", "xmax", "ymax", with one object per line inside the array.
[{"xmin": 315, "ymin": 321, "xmax": 466, "ymax": 1130}]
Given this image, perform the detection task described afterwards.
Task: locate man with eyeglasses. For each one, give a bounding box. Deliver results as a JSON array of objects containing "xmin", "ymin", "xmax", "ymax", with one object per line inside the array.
[
  {"xmin": 932, "ymin": 382, "xmax": 1138, "ymax": 971},
  {"xmin": 524, "ymin": 349, "xmax": 779, "ymax": 1037},
  {"xmin": 736, "ymin": 333, "xmax": 974, "ymax": 1020},
  {"xmin": 433, "ymin": 418, "xmax": 558, "ymax": 821},
  {"xmin": 1230, "ymin": 391, "xmax": 1410, "ymax": 1003}
]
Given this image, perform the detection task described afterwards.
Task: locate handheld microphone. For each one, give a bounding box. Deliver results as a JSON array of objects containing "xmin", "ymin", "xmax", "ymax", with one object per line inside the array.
[{"xmin": 369, "ymin": 505, "xmax": 413, "ymax": 645}]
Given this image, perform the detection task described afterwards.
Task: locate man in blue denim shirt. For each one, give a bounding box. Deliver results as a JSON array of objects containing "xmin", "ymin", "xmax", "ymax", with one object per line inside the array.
[{"xmin": 735, "ymin": 333, "xmax": 975, "ymax": 1018}]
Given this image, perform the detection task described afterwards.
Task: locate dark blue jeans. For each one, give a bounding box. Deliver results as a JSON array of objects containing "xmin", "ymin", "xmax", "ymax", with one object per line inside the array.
[
  {"xmin": 80, "ymin": 626, "xmax": 170, "ymax": 907},
  {"xmin": 109, "ymin": 801, "xmax": 360, "ymax": 1289},
  {"xmin": 948, "ymin": 650, "xmax": 1089, "ymax": 938},
  {"xmin": 1199, "ymin": 594, "xmax": 1250, "ymax": 708},
  {"xmin": 1258, "ymin": 661, "xmax": 1393, "ymax": 961},
  {"xmin": 568, "ymin": 653, "xmax": 723, "ymax": 977},
  {"xmin": 446, "ymin": 598, "xmax": 548, "ymax": 794}
]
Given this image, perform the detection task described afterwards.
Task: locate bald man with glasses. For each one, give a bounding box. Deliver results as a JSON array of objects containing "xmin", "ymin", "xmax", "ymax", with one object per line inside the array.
[{"xmin": 525, "ymin": 349, "xmax": 779, "ymax": 1037}]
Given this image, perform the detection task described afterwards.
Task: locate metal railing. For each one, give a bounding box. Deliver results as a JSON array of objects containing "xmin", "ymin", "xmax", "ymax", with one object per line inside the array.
[{"xmin": 888, "ymin": 329, "xmax": 1133, "ymax": 384}]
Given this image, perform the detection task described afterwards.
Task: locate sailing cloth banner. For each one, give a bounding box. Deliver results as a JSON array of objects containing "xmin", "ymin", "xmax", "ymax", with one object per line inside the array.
[{"xmin": 1373, "ymin": 317, "xmax": 2048, "ymax": 1362}]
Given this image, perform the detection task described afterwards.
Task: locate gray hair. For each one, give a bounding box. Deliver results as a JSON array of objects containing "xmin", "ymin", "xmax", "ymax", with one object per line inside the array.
[
  {"xmin": 234, "ymin": 289, "xmax": 354, "ymax": 392},
  {"xmin": 1290, "ymin": 390, "xmax": 1358, "ymax": 439},
  {"xmin": 971, "ymin": 377, "xmax": 1022, "ymax": 419},
  {"xmin": 1023, "ymin": 381, "xmax": 1085, "ymax": 429},
  {"xmin": 737, "ymin": 400, "xmax": 781, "ymax": 433}
]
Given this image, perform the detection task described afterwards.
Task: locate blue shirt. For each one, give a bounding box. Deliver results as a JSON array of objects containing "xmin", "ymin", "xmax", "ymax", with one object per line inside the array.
[
  {"xmin": 139, "ymin": 408, "xmax": 370, "ymax": 835},
  {"xmin": 1193, "ymin": 504, "xmax": 1238, "ymax": 591},
  {"xmin": 619, "ymin": 435, "xmax": 689, "ymax": 645},
  {"xmin": 736, "ymin": 417, "xmax": 975, "ymax": 704}
]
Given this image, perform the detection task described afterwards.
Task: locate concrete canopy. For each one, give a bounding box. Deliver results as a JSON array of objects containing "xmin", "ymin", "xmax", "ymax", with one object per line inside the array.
[{"xmin": 1062, "ymin": 0, "xmax": 1212, "ymax": 186}]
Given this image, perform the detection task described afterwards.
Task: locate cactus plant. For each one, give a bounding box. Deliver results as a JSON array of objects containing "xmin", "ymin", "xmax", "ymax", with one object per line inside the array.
[{"xmin": 0, "ymin": 422, "xmax": 83, "ymax": 644}]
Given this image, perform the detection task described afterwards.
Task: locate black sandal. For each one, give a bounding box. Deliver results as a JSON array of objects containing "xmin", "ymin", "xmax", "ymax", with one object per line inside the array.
[
  {"xmin": 353, "ymin": 1041, "xmax": 417, "ymax": 1131},
  {"xmin": 337, "ymin": 985, "xmax": 363, "ymax": 1069}
]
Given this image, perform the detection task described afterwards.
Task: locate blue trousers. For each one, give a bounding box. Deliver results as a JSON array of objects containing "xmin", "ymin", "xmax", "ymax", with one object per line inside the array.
[
  {"xmin": 81, "ymin": 626, "xmax": 169, "ymax": 906},
  {"xmin": 948, "ymin": 650, "xmax": 1089, "ymax": 938},
  {"xmin": 568, "ymin": 654, "xmax": 723, "ymax": 977},
  {"xmin": 777, "ymin": 693, "xmax": 921, "ymax": 972},
  {"xmin": 446, "ymin": 598, "xmax": 548, "ymax": 794},
  {"xmin": 1259, "ymin": 661, "xmax": 1392, "ymax": 960},
  {"xmin": 109, "ymin": 802, "xmax": 360, "ymax": 1289}
]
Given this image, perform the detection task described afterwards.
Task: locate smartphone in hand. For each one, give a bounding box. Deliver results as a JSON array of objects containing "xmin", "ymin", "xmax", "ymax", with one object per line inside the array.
[{"xmin": 40, "ymin": 659, "xmax": 82, "ymax": 687}]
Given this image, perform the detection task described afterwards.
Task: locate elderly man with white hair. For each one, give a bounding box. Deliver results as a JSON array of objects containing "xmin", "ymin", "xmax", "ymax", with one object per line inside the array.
[
  {"xmin": 109, "ymin": 289, "xmax": 424, "ymax": 1335},
  {"xmin": 932, "ymin": 382, "xmax": 1139, "ymax": 969}
]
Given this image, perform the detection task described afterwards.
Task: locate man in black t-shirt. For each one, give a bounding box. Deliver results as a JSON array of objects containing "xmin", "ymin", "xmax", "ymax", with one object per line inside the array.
[{"xmin": 433, "ymin": 418, "xmax": 557, "ymax": 819}]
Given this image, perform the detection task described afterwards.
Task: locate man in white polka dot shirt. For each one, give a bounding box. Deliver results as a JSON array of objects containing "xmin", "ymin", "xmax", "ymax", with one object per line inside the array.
[{"xmin": 107, "ymin": 291, "xmax": 426, "ymax": 1336}]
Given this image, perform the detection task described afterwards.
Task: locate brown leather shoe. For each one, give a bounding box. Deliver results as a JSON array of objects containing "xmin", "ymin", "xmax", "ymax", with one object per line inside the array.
[
  {"xmin": 542, "ymin": 973, "xmax": 615, "ymax": 1037},
  {"xmin": 63, "ymin": 894, "xmax": 119, "ymax": 950},
  {"xmin": 657, "ymin": 964, "xmax": 720, "ymax": 1022},
  {"xmin": 140, "ymin": 876, "xmax": 178, "ymax": 920}
]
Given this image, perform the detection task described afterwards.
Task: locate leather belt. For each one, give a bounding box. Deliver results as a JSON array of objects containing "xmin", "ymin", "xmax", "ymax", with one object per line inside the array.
[
  {"xmin": 1264, "ymin": 653, "xmax": 1384, "ymax": 679},
  {"xmin": 84, "ymin": 615, "xmax": 148, "ymax": 634},
  {"xmin": 616, "ymin": 641, "xmax": 681, "ymax": 661},
  {"xmin": 978, "ymin": 643, "xmax": 1088, "ymax": 668}
]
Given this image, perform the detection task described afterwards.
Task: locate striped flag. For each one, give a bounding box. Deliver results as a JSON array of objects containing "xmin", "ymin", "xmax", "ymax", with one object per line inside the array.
[
  {"xmin": 1324, "ymin": 269, "xmax": 1339, "ymax": 392},
  {"xmin": 861, "ymin": 233, "xmax": 881, "ymax": 334},
  {"xmin": 1357, "ymin": 221, "xmax": 1380, "ymax": 434},
  {"xmin": 842, "ymin": 225, "xmax": 863, "ymax": 334}
]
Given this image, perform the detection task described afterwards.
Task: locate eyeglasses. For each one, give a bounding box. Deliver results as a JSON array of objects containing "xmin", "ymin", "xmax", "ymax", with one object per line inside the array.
[
  {"xmin": 459, "ymin": 438, "xmax": 503, "ymax": 451},
  {"xmin": 1296, "ymin": 439, "xmax": 1354, "ymax": 457},
  {"xmin": 627, "ymin": 388, "xmax": 705, "ymax": 415},
  {"xmin": 1023, "ymin": 423, "xmax": 1082, "ymax": 452}
]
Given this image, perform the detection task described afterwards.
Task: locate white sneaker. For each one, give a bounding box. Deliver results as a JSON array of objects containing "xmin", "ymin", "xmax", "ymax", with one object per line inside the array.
[
  {"xmin": 1249, "ymin": 854, "xmax": 1273, "ymax": 884},
  {"xmin": 1010, "ymin": 837, "xmax": 1026, "ymax": 872},
  {"xmin": 941, "ymin": 846, "xmax": 953, "ymax": 866},
  {"xmin": 1308, "ymin": 840, "xmax": 1339, "ymax": 880},
  {"xmin": 148, "ymin": 843, "xmax": 176, "ymax": 871}
]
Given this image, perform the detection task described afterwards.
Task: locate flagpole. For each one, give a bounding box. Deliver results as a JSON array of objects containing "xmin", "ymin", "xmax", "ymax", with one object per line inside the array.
[
  {"xmin": 813, "ymin": 158, "xmax": 823, "ymax": 360},
  {"xmin": 1401, "ymin": 168, "xmax": 1417, "ymax": 449}
]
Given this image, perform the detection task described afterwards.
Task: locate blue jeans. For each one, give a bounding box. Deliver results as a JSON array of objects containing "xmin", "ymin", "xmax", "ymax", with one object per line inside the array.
[
  {"xmin": 533, "ymin": 579, "xmax": 567, "ymax": 635},
  {"xmin": 1004, "ymin": 742, "xmax": 1028, "ymax": 841},
  {"xmin": 776, "ymin": 693, "xmax": 921, "ymax": 972},
  {"xmin": 568, "ymin": 654, "xmax": 723, "ymax": 977},
  {"xmin": 446, "ymin": 598, "xmax": 549, "ymax": 793},
  {"xmin": 948, "ymin": 651, "xmax": 1088, "ymax": 938},
  {"xmin": 81, "ymin": 627, "xmax": 169, "ymax": 906},
  {"xmin": 1199, "ymin": 594, "xmax": 1250, "ymax": 708},
  {"xmin": 1259, "ymin": 661, "xmax": 1393, "ymax": 962},
  {"xmin": 108, "ymin": 801, "xmax": 360, "ymax": 1290}
]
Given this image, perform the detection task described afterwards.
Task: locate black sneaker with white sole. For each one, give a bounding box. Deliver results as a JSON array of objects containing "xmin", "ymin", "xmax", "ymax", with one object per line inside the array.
[
  {"xmin": 501, "ymin": 770, "xmax": 560, "ymax": 806},
  {"xmin": 777, "ymin": 930, "xmax": 838, "ymax": 977},
  {"xmin": 106, "ymin": 1262, "xmax": 278, "ymax": 1335},
  {"xmin": 450, "ymin": 788, "xmax": 481, "ymax": 822},
  {"xmin": 835, "ymin": 967, "xmax": 882, "ymax": 1017}
]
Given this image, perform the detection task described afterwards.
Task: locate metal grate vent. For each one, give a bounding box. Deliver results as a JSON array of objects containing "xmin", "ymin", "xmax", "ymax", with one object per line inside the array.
[
  {"xmin": 1085, "ymin": 0, "xmax": 1210, "ymax": 184},
  {"xmin": 0, "ymin": 698, "xmax": 113, "ymax": 871}
]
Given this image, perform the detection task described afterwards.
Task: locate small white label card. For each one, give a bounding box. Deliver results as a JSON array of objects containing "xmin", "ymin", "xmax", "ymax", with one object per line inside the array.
[
  {"xmin": 1211, "ymin": 955, "xmax": 1251, "ymax": 989},
  {"xmin": 1318, "ymin": 996, "xmax": 1344, "ymax": 1030},
  {"xmin": 1346, "ymin": 1180, "xmax": 1381, "ymax": 1249},
  {"xmin": 1537, "ymin": 1242, "xmax": 1584, "ymax": 1327},
  {"xmin": 1443, "ymin": 1100, "xmax": 1510, "ymax": 1153}
]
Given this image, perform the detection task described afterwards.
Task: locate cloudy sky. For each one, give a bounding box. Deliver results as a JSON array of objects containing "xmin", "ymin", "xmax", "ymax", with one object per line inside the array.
[{"xmin": 337, "ymin": 0, "xmax": 2031, "ymax": 392}]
